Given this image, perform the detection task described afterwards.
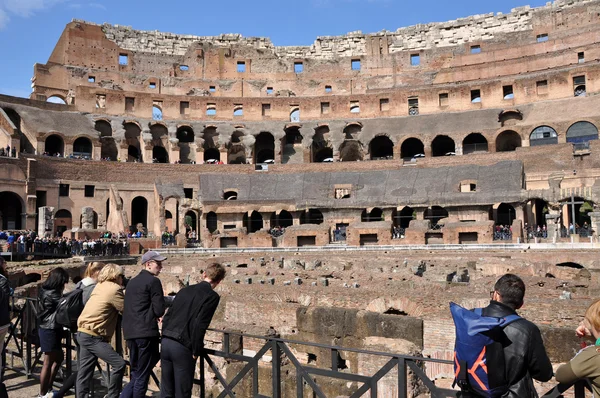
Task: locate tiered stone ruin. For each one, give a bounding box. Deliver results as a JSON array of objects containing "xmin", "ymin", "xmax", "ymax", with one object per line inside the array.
[{"xmin": 1, "ymin": 0, "xmax": 600, "ymax": 395}]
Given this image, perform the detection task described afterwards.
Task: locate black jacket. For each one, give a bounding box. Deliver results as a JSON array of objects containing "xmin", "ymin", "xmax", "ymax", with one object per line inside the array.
[
  {"xmin": 0, "ymin": 274, "xmax": 11, "ymax": 327},
  {"xmin": 37, "ymin": 287, "xmax": 62, "ymax": 330},
  {"xmin": 162, "ymin": 281, "xmax": 220, "ymax": 356},
  {"xmin": 473, "ymin": 301, "xmax": 553, "ymax": 398},
  {"xmin": 122, "ymin": 269, "xmax": 165, "ymax": 340}
]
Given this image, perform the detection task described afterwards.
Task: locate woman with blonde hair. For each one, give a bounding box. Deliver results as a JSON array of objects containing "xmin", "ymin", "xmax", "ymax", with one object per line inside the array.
[
  {"xmin": 556, "ymin": 299, "xmax": 600, "ymax": 395},
  {"xmin": 75, "ymin": 263, "xmax": 126, "ymax": 398},
  {"xmin": 53, "ymin": 261, "xmax": 105, "ymax": 398}
]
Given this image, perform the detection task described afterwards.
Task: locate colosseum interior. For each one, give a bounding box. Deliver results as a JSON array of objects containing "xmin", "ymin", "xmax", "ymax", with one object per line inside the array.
[{"xmin": 2, "ymin": 0, "xmax": 600, "ymax": 396}]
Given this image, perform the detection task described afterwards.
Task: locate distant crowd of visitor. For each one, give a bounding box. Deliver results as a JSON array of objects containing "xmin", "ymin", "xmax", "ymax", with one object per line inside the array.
[
  {"xmin": 0, "ymin": 145, "xmax": 16, "ymax": 158},
  {"xmin": 0, "ymin": 230, "xmax": 131, "ymax": 257},
  {"xmin": 392, "ymin": 225, "xmax": 406, "ymax": 239},
  {"xmin": 494, "ymin": 224, "xmax": 513, "ymax": 241}
]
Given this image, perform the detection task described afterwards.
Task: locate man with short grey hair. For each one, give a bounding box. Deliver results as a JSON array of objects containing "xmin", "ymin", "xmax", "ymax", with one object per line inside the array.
[{"xmin": 122, "ymin": 251, "xmax": 166, "ymax": 398}]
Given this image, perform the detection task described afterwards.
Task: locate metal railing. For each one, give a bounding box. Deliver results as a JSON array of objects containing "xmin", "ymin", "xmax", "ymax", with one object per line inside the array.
[{"xmin": 3, "ymin": 297, "xmax": 592, "ymax": 397}]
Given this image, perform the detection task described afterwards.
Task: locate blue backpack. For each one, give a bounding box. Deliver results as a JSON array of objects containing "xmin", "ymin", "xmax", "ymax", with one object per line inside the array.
[{"xmin": 450, "ymin": 302, "xmax": 521, "ymax": 398}]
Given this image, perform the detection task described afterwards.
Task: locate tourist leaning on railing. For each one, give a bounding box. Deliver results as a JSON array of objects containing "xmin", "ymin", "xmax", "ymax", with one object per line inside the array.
[{"xmin": 76, "ymin": 264, "xmax": 126, "ymax": 398}]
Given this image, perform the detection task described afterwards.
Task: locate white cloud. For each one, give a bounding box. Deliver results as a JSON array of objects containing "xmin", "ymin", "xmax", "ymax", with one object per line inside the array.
[
  {"xmin": 0, "ymin": 0, "xmax": 67, "ymax": 29},
  {"xmin": 89, "ymin": 2, "xmax": 106, "ymax": 10},
  {"xmin": 0, "ymin": 8, "xmax": 8, "ymax": 29}
]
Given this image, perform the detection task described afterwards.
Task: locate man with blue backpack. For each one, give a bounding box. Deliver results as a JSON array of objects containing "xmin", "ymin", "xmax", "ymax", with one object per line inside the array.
[{"xmin": 451, "ymin": 274, "xmax": 553, "ymax": 397}]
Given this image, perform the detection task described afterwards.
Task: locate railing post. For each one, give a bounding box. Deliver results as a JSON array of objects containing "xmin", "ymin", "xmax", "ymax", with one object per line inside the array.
[
  {"xmin": 25, "ymin": 300, "xmax": 33, "ymax": 378},
  {"xmin": 271, "ymin": 339, "xmax": 281, "ymax": 398},
  {"xmin": 199, "ymin": 354, "xmax": 205, "ymax": 398},
  {"xmin": 574, "ymin": 380, "xmax": 586, "ymax": 398},
  {"xmin": 397, "ymin": 358, "xmax": 407, "ymax": 397},
  {"xmin": 331, "ymin": 348, "xmax": 338, "ymax": 371}
]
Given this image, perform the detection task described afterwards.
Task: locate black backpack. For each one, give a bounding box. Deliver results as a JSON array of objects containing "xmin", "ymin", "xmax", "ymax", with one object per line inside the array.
[{"xmin": 55, "ymin": 288, "xmax": 84, "ymax": 329}]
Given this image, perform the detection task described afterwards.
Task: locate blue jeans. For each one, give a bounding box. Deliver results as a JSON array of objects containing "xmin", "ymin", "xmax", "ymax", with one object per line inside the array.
[{"xmin": 121, "ymin": 338, "xmax": 160, "ymax": 398}]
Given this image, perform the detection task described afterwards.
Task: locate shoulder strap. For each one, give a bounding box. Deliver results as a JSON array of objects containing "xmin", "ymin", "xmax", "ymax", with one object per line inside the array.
[{"xmin": 502, "ymin": 314, "xmax": 521, "ymax": 326}]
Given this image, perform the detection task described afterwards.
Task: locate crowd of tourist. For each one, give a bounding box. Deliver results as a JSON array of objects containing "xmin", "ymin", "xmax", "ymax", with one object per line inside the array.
[
  {"xmin": 391, "ymin": 225, "xmax": 405, "ymax": 239},
  {"xmin": 494, "ymin": 224, "xmax": 513, "ymax": 241},
  {"xmin": 269, "ymin": 226, "xmax": 286, "ymax": 238},
  {"xmin": 0, "ymin": 145, "xmax": 16, "ymax": 158},
  {"xmin": 6, "ymin": 254, "xmax": 227, "ymax": 398},
  {"xmin": 0, "ymin": 230, "xmax": 133, "ymax": 257}
]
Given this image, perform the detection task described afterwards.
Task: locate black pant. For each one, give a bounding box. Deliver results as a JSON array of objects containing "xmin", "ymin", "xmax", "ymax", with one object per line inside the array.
[
  {"xmin": 121, "ymin": 337, "xmax": 160, "ymax": 398},
  {"xmin": 160, "ymin": 338, "xmax": 195, "ymax": 398}
]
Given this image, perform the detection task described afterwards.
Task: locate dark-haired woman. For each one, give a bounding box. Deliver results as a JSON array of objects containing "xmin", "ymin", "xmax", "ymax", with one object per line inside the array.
[{"xmin": 37, "ymin": 267, "xmax": 69, "ymax": 398}]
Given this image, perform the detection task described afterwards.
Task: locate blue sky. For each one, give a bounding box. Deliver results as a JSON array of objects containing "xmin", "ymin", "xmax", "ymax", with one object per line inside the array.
[{"xmin": 0, "ymin": 0, "xmax": 549, "ymax": 99}]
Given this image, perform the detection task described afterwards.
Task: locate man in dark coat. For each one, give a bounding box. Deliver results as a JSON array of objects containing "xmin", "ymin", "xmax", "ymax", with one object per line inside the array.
[
  {"xmin": 463, "ymin": 274, "xmax": 553, "ymax": 397},
  {"xmin": 160, "ymin": 263, "xmax": 226, "ymax": 398},
  {"xmin": 122, "ymin": 251, "xmax": 166, "ymax": 398}
]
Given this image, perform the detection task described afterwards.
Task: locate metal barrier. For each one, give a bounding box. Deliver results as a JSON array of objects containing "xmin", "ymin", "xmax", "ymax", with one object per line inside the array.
[{"xmin": 2, "ymin": 297, "xmax": 592, "ymax": 397}]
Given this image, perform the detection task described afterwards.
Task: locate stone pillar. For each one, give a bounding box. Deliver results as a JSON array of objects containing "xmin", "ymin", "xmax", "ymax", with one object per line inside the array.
[
  {"xmin": 81, "ymin": 206, "xmax": 95, "ymax": 229},
  {"xmin": 274, "ymin": 139, "xmax": 281, "ymax": 163},
  {"xmin": 38, "ymin": 207, "xmax": 55, "ymax": 238},
  {"xmin": 455, "ymin": 144, "xmax": 463, "ymax": 156},
  {"xmin": 546, "ymin": 213, "xmax": 561, "ymax": 242},
  {"xmin": 589, "ymin": 212, "xmax": 600, "ymax": 239}
]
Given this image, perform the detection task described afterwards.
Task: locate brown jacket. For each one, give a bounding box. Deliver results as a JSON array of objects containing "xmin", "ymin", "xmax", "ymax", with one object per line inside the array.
[{"xmin": 77, "ymin": 281, "xmax": 124, "ymax": 340}]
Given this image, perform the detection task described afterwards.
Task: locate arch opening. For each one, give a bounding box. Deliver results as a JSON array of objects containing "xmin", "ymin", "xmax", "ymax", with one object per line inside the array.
[
  {"xmin": 124, "ymin": 122, "xmax": 142, "ymax": 162},
  {"xmin": 73, "ymin": 137, "xmax": 93, "ymax": 159},
  {"xmin": 95, "ymin": 120, "xmax": 112, "ymax": 137},
  {"xmin": 424, "ymin": 206, "xmax": 448, "ymax": 227},
  {"xmin": 400, "ymin": 138, "xmax": 425, "ymax": 159},
  {"xmin": 244, "ymin": 211, "xmax": 263, "ymax": 233},
  {"xmin": 393, "ymin": 207, "xmax": 415, "ymax": 229},
  {"xmin": 204, "ymin": 148, "xmax": 221, "ymax": 163},
  {"xmin": 431, "ymin": 135, "xmax": 456, "ymax": 157},
  {"xmin": 0, "ymin": 191, "xmax": 23, "ymax": 230},
  {"xmin": 463, "ymin": 133, "xmax": 488, "ymax": 154},
  {"xmin": 45, "ymin": 134, "xmax": 64, "ymax": 156},
  {"xmin": 361, "ymin": 208, "xmax": 383, "ymax": 222},
  {"xmin": 312, "ymin": 127, "xmax": 332, "ymax": 163},
  {"xmin": 271, "ymin": 210, "xmax": 293, "ymax": 228},
  {"xmin": 254, "ymin": 132, "xmax": 275, "ymax": 164},
  {"xmin": 206, "ymin": 212, "xmax": 218, "ymax": 233},
  {"xmin": 495, "ymin": 203, "xmax": 516, "ymax": 226},
  {"xmin": 131, "ymin": 196, "xmax": 148, "ymax": 231},
  {"xmin": 530, "ymin": 126, "xmax": 558, "ymax": 147},
  {"xmin": 495, "ymin": 130, "xmax": 521, "ymax": 152},
  {"xmin": 369, "ymin": 136, "xmax": 394, "ymax": 160},
  {"xmin": 300, "ymin": 209, "xmax": 324, "ymax": 225},
  {"xmin": 566, "ymin": 121, "xmax": 599, "ymax": 145}
]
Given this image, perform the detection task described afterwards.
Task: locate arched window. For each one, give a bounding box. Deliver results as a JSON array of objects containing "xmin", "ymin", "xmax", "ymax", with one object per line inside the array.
[
  {"xmin": 176, "ymin": 126, "xmax": 195, "ymax": 143},
  {"xmin": 0, "ymin": 191, "xmax": 23, "ymax": 229},
  {"xmin": 401, "ymin": 138, "xmax": 425, "ymax": 159},
  {"xmin": 47, "ymin": 96, "xmax": 66, "ymax": 104},
  {"xmin": 495, "ymin": 203, "xmax": 516, "ymax": 226},
  {"xmin": 95, "ymin": 120, "xmax": 112, "ymax": 137},
  {"xmin": 254, "ymin": 132, "xmax": 275, "ymax": 164},
  {"xmin": 271, "ymin": 210, "xmax": 293, "ymax": 228},
  {"xmin": 124, "ymin": 122, "xmax": 142, "ymax": 162},
  {"xmin": 45, "ymin": 134, "xmax": 64, "ymax": 156},
  {"xmin": 73, "ymin": 137, "xmax": 93, "ymax": 158},
  {"xmin": 224, "ymin": 191, "xmax": 238, "ymax": 200},
  {"xmin": 393, "ymin": 207, "xmax": 415, "ymax": 228},
  {"xmin": 462, "ymin": 133, "xmax": 488, "ymax": 154},
  {"xmin": 369, "ymin": 136, "xmax": 394, "ymax": 160},
  {"xmin": 431, "ymin": 135, "xmax": 456, "ymax": 157},
  {"xmin": 243, "ymin": 211, "xmax": 263, "ymax": 233},
  {"xmin": 152, "ymin": 105, "xmax": 163, "ymax": 121},
  {"xmin": 300, "ymin": 209, "xmax": 324, "ymax": 225},
  {"xmin": 530, "ymin": 126, "xmax": 558, "ymax": 146},
  {"xmin": 131, "ymin": 196, "xmax": 148, "ymax": 229},
  {"xmin": 361, "ymin": 208, "xmax": 383, "ymax": 222},
  {"xmin": 566, "ymin": 122, "xmax": 599, "ymax": 144},
  {"xmin": 424, "ymin": 206, "xmax": 448, "ymax": 227},
  {"xmin": 496, "ymin": 131, "xmax": 522, "ymax": 152},
  {"xmin": 206, "ymin": 212, "xmax": 218, "ymax": 233},
  {"xmin": 312, "ymin": 126, "xmax": 332, "ymax": 163},
  {"xmin": 290, "ymin": 108, "xmax": 300, "ymax": 122}
]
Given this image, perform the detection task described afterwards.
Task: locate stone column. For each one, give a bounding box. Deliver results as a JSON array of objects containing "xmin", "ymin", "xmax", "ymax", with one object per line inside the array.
[
  {"xmin": 38, "ymin": 207, "xmax": 55, "ymax": 238},
  {"xmin": 588, "ymin": 212, "xmax": 600, "ymax": 239},
  {"xmin": 81, "ymin": 206, "xmax": 95, "ymax": 229},
  {"xmin": 545, "ymin": 213, "xmax": 561, "ymax": 242}
]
